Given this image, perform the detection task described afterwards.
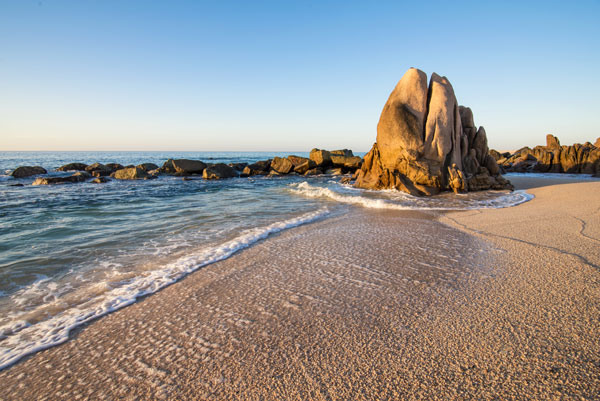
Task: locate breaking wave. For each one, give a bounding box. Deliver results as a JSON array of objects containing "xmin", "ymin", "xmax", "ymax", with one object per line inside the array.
[
  {"xmin": 0, "ymin": 208, "xmax": 329, "ymax": 370},
  {"xmin": 288, "ymin": 181, "xmax": 534, "ymax": 211}
]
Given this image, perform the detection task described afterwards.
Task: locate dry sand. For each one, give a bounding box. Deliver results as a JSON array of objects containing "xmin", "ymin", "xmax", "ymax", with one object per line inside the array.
[{"xmin": 0, "ymin": 177, "xmax": 599, "ymax": 400}]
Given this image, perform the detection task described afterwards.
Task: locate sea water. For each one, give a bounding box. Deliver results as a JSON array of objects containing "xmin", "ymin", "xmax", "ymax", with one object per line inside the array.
[{"xmin": 0, "ymin": 151, "xmax": 533, "ymax": 369}]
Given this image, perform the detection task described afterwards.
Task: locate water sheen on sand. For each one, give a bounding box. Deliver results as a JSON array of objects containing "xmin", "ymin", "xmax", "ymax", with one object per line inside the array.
[{"xmin": 0, "ymin": 151, "xmax": 531, "ymax": 369}]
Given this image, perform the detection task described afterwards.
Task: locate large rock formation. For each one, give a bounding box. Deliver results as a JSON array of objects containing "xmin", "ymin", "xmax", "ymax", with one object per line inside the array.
[
  {"xmin": 492, "ymin": 134, "xmax": 600, "ymax": 175},
  {"xmin": 355, "ymin": 68, "xmax": 512, "ymax": 195}
]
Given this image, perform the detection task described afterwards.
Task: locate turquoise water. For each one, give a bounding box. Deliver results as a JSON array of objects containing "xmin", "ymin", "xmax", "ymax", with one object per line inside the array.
[{"xmin": 0, "ymin": 151, "xmax": 532, "ymax": 369}]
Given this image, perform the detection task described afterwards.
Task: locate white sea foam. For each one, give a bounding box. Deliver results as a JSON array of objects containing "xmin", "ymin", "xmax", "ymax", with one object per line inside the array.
[
  {"xmin": 505, "ymin": 172, "xmax": 599, "ymax": 180},
  {"xmin": 289, "ymin": 181, "xmax": 534, "ymax": 210},
  {"xmin": 0, "ymin": 208, "xmax": 329, "ymax": 370}
]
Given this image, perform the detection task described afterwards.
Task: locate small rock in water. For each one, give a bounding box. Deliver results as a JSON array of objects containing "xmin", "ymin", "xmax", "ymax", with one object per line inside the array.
[
  {"xmin": 303, "ymin": 168, "xmax": 322, "ymax": 176},
  {"xmin": 241, "ymin": 160, "xmax": 271, "ymax": 177},
  {"xmin": 161, "ymin": 159, "xmax": 207, "ymax": 175},
  {"xmin": 228, "ymin": 162, "xmax": 248, "ymax": 172},
  {"xmin": 85, "ymin": 163, "xmax": 113, "ymax": 177},
  {"xmin": 294, "ymin": 160, "xmax": 317, "ymax": 174},
  {"xmin": 56, "ymin": 163, "xmax": 88, "ymax": 172},
  {"xmin": 270, "ymin": 157, "xmax": 293, "ymax": 174},
  {"xmin": 203, "ymin": 163, "xmax": 237, "ymax": 179},
  {"xmin": 113, "ymin": 167, "xmax": 149, "ymax": 180},
  {"xmin": 325, "ymin": 168, "xmax": 344, "ymax": 175},
  {"xmin": 106, "ymin": 163, "xmax": 125, "ymax": 171},
  {"xmin": 11, "ymin": 166, "xmax": 47, "ymax": 178},
  {"xmin": 32, "ymin": 172, "xmax": 90, "ymax": 185},
  {"xmin": 331, "ymin": 149, "xmax": 354, "ymax": 157},
  {"xmin": 309, "ymin": 149, "xmax": 332, "ymax": 167},
  {"xmin": 91, "ymin": 177, "xmax": 108, "ymax": 184},
  {"xmin": 136, "ymin": 163, "xmax": 159, "ymax": 172}
]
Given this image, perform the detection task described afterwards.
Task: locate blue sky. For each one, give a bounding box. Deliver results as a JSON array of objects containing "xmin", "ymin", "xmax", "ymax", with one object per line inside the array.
[{"xmin": 1, "ymin": 0, "xmax": 599, "ymax": 151}]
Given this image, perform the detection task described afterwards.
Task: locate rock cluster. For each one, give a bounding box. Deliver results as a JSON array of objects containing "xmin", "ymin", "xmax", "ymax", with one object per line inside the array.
[
  {"xmin": 355, "ymin": 68, "xmax": 512, "ymax": 195},
  {"xmin": 9, "ymin": 151, "xmax": 363, "ymax": 186},
  {"xmin": 491, "ymin": 135, "xmax": 600, "ymax": 176}
]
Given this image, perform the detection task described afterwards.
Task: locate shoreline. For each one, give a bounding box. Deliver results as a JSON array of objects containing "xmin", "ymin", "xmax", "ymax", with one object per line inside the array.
[{"xmin": 0, "ymin": 177, "xmax": 599, "ymax": 399}]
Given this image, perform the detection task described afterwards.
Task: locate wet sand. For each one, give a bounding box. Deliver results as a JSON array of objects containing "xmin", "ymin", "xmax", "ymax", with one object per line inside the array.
[{"xmin": 1, "ymin": 177, "xmax": 599, "ymax": 400}]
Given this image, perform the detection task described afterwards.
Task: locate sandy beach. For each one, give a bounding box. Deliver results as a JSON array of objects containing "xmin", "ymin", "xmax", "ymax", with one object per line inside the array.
[{"xmin": 0, "ymin": 176, "xmax": 599, "ymax": 400}]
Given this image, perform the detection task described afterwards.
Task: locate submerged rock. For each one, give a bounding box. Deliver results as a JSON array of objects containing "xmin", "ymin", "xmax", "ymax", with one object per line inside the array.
[
  {"xmin": 11, "ymin": 166, "xmax": 47, "ymax": 178},
  {"xmin": 355, "ymin": 68, "xmax": 512, "ymax": 196},
  {"xmin": 91, "ymin": 177, "xmax": 109, "ymax": 184},
  {"xmin": 303, "ymin": 167, "xmax": 322, "ymax": 176},
  {"xmin": 325, "ymin": 168, "xmax": 344, "ymax": 175}
]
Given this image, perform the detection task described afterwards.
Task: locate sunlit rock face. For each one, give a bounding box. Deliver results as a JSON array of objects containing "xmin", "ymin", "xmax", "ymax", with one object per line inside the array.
[
  {"xmin": 355, "ymin": 68, "xmax": 512, "ymax": 196},
  {"xmin": 492, "ymin": 134, "xmax": 600, "ymax": 176}
]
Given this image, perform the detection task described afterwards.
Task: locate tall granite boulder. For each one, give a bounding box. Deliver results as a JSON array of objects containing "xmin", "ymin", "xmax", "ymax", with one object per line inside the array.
[{"xmin": 355, "ymin": 68, "xmax": 512, "ymax": 195}]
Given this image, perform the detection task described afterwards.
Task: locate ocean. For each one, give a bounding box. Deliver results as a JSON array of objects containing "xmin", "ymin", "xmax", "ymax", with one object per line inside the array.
[{"xmin": 0, "ymin": 151, "xmax": 533, "ymax": 370}]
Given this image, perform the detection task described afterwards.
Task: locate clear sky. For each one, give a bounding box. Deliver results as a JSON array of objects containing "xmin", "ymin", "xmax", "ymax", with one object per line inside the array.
[{"xmin": 1, "ymin": 0, "xmax": 599, "ymax": 152}]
